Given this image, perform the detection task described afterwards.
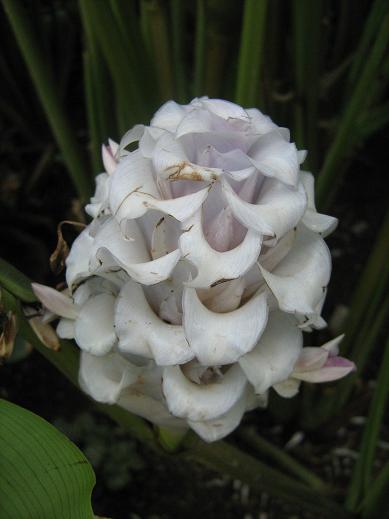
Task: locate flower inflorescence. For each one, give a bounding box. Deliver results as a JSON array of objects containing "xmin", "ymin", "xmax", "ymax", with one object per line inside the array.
[{"xmin": 33, "ymin": 98, "xmax": 355, "ymax": 442}]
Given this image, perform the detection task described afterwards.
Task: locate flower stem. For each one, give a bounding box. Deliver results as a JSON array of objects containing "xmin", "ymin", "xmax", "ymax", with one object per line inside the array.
[
  {"xmin": 235, "ymin": 0, "xmax": 268, "ymax": 108},
  {"xmin": 3, "ymin": 0, "xmax": 92, "ymax": 201},
  {"xmin": 182, "ymin": 433, "xmax": 355, "ymax": 518},
  {"xmin": 238, "ymin": 427, "xmax": 329, "ymax": 493},
  {"xmin": 345, "ymin": 335, "xmax": 389, "ymax": 511}
]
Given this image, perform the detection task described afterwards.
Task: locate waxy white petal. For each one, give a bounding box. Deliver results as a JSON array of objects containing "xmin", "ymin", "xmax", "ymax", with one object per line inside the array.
[
  {"xmin": 180, "ymin": 210, "xmax": 263, "ymax": 288},
  {"xmin": 246, "ymin": 108, "xmax": 278, "ymax": 135},
  {"xmin": 151, "ymin": 100, "xmax": 186, "ymax": 132},
  {"xmin": 202, "ymin": 98, "xmax": 250, "ymax": 122},
  {"xmin": 74, "ymin": 293, "xmax": 116, "ymax": 355},
  {"xmin": 79, "ymin": 351, "xmax": 139, "ymax": 404},
  {"xmin": 300, "ymin": 171, "xmax": 338, "ymax": 236},
  {"xmin": 153, "ymin": 132, "xmax": 222, "ymax": 182},
  {"xmin": 119, "ymin": 390, "xmax": 186, "ymax": 429},
  {"xmin": 90, "ymin": 217, "xmax": 181, "ymax": 285},
  {"xmin": 293, "ymin": 347, "xmax": 329, "ymax": 372},
  {"xmin": 183, "ymin": 287, "xmax": 268, "ymax": 365},
  {"xmin": 162, "ymin": 364, "xmax": 247, "ymax": 421},
  {"xmin": 293, "ymin": 357, "xmax": 356, "ymax": 383},
  {"xmin": 65, "ymin": 226, "xmax": 94, "ymax": 290},
  {"xmin": 188, "ymin": 392, "xmax": 248, "ymax": 442},
  {"xmin": 239, "ymin": 311, "xmax": 303, "ymax": 394},
  {"xmin": 115, "ymin": 281, "xmax": 193, "ymax": 365},
  {"xmin": 32, "ymin": 283, "xmax": 78, "ymax": 319},
  {"xmin": 273, "ymin": 378, "xmax": 301, "ymax": 398},
  {"xmin": 118, "ymin": 124, "xmax": 144, "ymax": 155},
  {"xmin": 85, "ymin": 173, "xmax": 110, "ymax": 218},
  {"xmin": 321, "ymin": 334, "xmax": 345, "ymax": 356},
  {"xmin": 110, "ymin": 149, "xmax": 211, "ymax": 222},
  {"xmin": 248, "ymin": 131, "xmax": 299, "ymax": 187},
  {"xmin": 56, "ymin": 318, "xmax": 75, "ymax": 339},
  {"xmin": 222, "ymin": 178, "xmax": 306, "ymax": 242},
  {"xmin": 102, "ymin": 144, "xmax": 117, "ymax": 175},
  {"xmin": 198, "ymin": 278, "xmax": 245, "ymax": 313},
  {"xmin": 259, "ymin": 227, "xmax": 331, "ymax": 315},
  {"xmin": 110, "ymin": 150, "xmax": 160, "ymax": 220}
]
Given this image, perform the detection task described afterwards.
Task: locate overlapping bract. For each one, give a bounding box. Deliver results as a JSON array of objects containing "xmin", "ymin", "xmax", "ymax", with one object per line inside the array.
[{"xmin": 33, "ymin": 98, "xmax": 355, "ymax": 442}]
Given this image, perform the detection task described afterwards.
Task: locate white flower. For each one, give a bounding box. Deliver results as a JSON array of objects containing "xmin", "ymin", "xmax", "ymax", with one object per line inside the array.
[{"xmin": 33, "ymin": 97, "xmax": 354, "ymax": 442}]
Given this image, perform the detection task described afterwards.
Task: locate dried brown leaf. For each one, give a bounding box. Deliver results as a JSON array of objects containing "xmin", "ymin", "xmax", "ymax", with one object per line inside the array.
[
  {"xmin": 50, "ymin": 220, "xmax": 86, "ymax": 275},
  {"xmin": 0, "ymin": 312, "xmax": 17, "ymax": 359}
]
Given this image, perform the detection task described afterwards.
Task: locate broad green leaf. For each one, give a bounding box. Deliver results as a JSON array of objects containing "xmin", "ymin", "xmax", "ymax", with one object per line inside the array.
[{"xmin": 0, "ymin": 399, "xmax": 96, "ymax": 519}]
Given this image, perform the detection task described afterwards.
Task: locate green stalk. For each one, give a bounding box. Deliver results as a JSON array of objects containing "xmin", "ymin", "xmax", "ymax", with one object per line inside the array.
[
  {"xmin": 140, "ymin": 0, "xmax": 174, "ymax": 101},
  {"xmin": 80, "ymin": 2, "xmax": 117, "ymax": 171},
  {"xmin": 235, "ymin": 0, "xmax": 268, "ymax": 107},
  {"xmin": 238, "ymin": 427, "xmax": 329, "ymax": 492},
  {"xmin": 193, "ymin": 0, "xmax": 206, "ymax": 97},
  {"xmin": 170, "ymin": 0, "xmax": 187, "ymax": 102},
  {"xmin": 345, "ymin": 336, "xmax": 389, "ymax": 511},
  {"xmin": 3, "ymin": 0, "xmax": 92, "ymax": 201},
  {"xmin": 0, "ymin": 258, "xmax": 37, "ymax": 303},
  {"xmin": 305, "ymin": 296, "xmax": 389, "ymax": 429},
  {"xmin": 317, "ymin": 11, "xmax": 389, "ymax": 210},
  {"xmin": 79, "ymin": 0, "xmax": 149, "ymax": 133},
  {"xmin": 356, "ymin": 101, "xmax": 389, "ymax": 141},
  {"xmin": 83, "ymin": 51, "xmax": 102, "ymax": 172},
  {"xmin": 291, "ymin": 0, "xmax": 307, "ymax": 149},
  {"xmin": 341, "ymin": 210, "xmax": 389, "ymax": 356},
  {"xmin": 182, "ymin": 434, "xmax": 355, "ymax": 518},
  {"xmin": 359, "ymin": 463, "xmax": 389, "ymax": 519},
  {"xmin": 346, "ymin": 0, "xmax": 388, "ymax": 91}
]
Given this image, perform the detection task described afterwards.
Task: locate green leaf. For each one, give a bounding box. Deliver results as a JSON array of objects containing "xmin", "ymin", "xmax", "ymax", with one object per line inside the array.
[
  {"xmin": 359, "ymin": 463, "xmax": 389, "ymax": 519},
  {"xmin": 345, "ymin": 336, "xmax": 389, "ymax": 511},
  {"xmin": 235, "ymin": 0, "xmax": 268, "ymax": 107},
  {"xmin": 193, "ymin": 0, "xmax": 206, "ymax": 97},
  {"xmin": 182, "ymin": 433, "xmax": 355, "ymax": 519},
  {"xmin": 3, "ymin": 0, "xmax": 92, "ymax": 202},
  {"xmin": 317, "ymin": 9, "xmax": 389, "ymax": 209},
  {"xmin": 238, "ymin": 427, "xmax": 329, "ymax": 493},
  {"xmin": 0, "ymin": 257, "xmax": 37, "ymax": 303},
  {"xmin": 0, "ymin": 399, "xmax": 96, "ymax": 519}
]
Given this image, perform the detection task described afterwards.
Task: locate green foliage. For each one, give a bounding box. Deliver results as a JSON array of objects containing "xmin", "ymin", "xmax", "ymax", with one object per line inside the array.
[
  {"xmin": 0, "ymin": 399, "xmax": 96, "ymax": 519},
  {"xmin": 1, "ymin": 1, "xmax": 388, "ymax": 515}
]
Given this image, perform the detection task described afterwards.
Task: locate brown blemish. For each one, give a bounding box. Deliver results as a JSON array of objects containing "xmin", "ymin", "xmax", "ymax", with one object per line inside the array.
[{"xmin": 210, "ymin": 278, "xmax": 234, "ymax": 287}]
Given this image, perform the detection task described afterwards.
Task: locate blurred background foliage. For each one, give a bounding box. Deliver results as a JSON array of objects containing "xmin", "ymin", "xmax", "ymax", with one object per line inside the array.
[{"xmin": 0, "ymin": 0, "xmax": 388, "ymax": 517}]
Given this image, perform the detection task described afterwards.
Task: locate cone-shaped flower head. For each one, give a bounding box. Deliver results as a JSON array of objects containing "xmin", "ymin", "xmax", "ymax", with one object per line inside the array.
[{"xmin": 33, "ymin": 98, "xmax": 355, "ymax": 442}]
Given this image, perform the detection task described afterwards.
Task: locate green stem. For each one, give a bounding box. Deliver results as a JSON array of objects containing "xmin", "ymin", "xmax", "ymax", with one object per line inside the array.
[
  {"xmin": 3, "ymin": 0, "xmax": 92, "ymax": 202},
  {"xmin": 238, "ymin": 427, "xmax": 329, "ymax": 492},
  {"xmin": 170, "ymin": 0, "xmax": 187, "ymax": 102},
  {"xmin": 193, "ymin": 0, "xmax": 206, "ymax": 97},
  {"xmin": 345, "ymin": 336, "xmax": 389, "ymax": 510},
  {"xmin": 359, "ymin": 463, "xmax": 389, "ymax": 519},
  {"xmin": 182, "ymin": 433, "xmax": 355, "ymax": 518},
  {"xmin": 235, "ymin": 0, "xmax": 268, "ymax": 107},
  {"xmin": 0, "ymin": 258, "xmax": 37, "ymax": 303},
  {"xmin": 140, "ymin": 0, "xmax": 174, "ymax": 101},
  {"xmin": 341, "ymin": 210, "xmax": 389, "ymax": 356},
  {"xmin": 317, "ymin": 11, "xmax": 389, "ymax": 210}
]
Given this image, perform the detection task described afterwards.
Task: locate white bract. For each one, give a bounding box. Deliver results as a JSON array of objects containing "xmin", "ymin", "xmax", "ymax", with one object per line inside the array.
[{"xmin": 33, "ymin": 98, "xmax": 355, "ymax": 442}]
